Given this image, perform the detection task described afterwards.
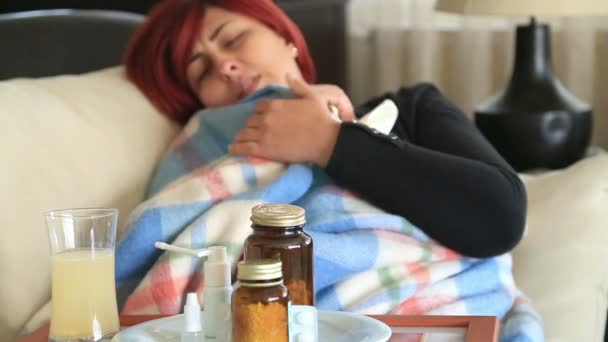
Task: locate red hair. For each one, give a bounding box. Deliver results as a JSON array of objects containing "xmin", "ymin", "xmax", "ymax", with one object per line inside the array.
[{"xmin": 124, "ymin": 0, "xmax": 317, "ymax": 124}]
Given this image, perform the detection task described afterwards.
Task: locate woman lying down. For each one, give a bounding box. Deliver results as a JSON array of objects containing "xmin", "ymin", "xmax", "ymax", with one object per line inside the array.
[{"xmin": 108, "ymin": 0, "xmax": 540, "ymax": 341}]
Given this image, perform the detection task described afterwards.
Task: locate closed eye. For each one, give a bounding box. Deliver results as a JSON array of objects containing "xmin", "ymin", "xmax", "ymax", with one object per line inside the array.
[
  {"xmin": 225, "ymin": 31, "xmax": 246, "ymax": 48},
  {"xmin": 197, "ymin": 68, "xmax": 209, "ymax": 84},
  {"xmin": 192, "ymin": 57, "xmax": 209, "ymax": 85}
]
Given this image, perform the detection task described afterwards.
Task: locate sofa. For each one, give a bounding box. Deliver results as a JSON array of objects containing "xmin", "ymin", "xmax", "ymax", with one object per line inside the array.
[{"xmin": 1, "ymin": 8, "xmax": 607, "ymax": 342}]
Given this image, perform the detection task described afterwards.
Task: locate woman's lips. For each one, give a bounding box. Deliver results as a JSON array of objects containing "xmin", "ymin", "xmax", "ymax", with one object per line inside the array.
[{"xmin": 240, "ymin": 75, "xmax": 262, "ymax": 99}]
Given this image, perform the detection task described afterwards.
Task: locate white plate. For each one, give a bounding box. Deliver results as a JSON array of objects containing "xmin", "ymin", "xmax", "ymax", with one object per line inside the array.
[{"xmin": 112, "ymin": 310, "xmax": 391, "ymax": 342}]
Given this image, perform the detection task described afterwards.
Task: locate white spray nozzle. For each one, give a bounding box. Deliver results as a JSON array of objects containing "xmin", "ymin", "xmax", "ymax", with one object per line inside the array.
[
  {"xmin": 183, "ymin": 292, "xmax": 202, "ymax": 333},
  {"xmin": 207, "ymin": 246, "xmax": 227, "ymax": 262},
  {"xmin": 155, "ymin": 242, "xmax": 214, "ymax": 258},
  {"xmin": 186, "ymin": 292, "xmax": 199, "ymax": 306},
  {"xmin": 154, "ymin": 242, "xmax": 231, "ymax": 288}
]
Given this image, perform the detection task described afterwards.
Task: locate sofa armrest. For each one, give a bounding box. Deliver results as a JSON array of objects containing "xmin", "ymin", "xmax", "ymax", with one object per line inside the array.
[{"xmin": 514, "ymin": 154, "xmax": 608, "ymax": 341}]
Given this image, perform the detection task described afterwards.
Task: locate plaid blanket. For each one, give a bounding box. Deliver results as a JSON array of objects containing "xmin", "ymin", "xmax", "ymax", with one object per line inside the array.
[{"xmin": 115, "ymin": 86, "xmax": 543, "ymax": 341}]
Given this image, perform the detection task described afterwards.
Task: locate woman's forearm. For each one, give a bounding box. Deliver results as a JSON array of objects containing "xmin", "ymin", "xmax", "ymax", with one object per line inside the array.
[
  {"xmin": 326, "ymin": 123, "xmax": 526, "ymax": 258},
  {"xmin": 325, "ymin": 85, "xmax": 526, "ymax": 258}
]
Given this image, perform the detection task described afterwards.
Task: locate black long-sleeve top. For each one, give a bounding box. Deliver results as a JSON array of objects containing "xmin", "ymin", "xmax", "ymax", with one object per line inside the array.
[{"xmin": 325, "ymin": 84, "xmax": 527, "ymax": 258}]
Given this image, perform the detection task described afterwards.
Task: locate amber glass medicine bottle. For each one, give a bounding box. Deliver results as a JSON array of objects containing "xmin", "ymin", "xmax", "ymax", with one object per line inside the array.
[
  {"xmin": 232, "ymin": 259, "xmax": 290, "ymax": 342},
  {"xmin": 244, "ymin": 204, "xmax": 314, "ymax": 305}
]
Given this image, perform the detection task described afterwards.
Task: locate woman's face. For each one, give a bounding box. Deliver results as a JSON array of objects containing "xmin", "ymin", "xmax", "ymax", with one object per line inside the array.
[{"xmin": 186, "ymin": 6, "xmax": 302, "ymax": 108}]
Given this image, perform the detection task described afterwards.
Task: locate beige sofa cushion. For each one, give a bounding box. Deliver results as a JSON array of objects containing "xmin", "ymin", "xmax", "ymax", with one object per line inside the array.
[
  {"xmin": 515, "ymin": 154, "xmax": 608, "ymax": 342},
  {"xmin": 0, "ymin": 67, "xmax": 179, "ymax": 341}
]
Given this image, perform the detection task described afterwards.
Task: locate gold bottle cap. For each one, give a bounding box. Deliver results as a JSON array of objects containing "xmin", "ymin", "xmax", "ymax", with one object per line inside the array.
[
  {"xmin": 250, "ymin": 204, "xmax": 306, "ymax": 227},
  {"xmin": 237, "ymin": 259, "xmax": 283, "ymax": 286}
]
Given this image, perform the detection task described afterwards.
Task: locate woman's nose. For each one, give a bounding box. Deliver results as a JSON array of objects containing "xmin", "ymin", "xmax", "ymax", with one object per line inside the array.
[{"xmin": 218, "ymin": 58, "xmax": 240, "ymax": 79}]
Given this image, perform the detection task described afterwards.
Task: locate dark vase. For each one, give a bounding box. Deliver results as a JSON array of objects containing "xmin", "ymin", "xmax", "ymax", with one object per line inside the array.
[{"xmin": 475, "ymin": 18, "xmax": 592, "ymax": 171}]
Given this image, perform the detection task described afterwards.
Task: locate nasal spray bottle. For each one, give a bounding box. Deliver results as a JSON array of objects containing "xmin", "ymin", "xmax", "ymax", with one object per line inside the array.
[
  {"xmin": 155, "ymin": 242, "xmax": 233, "ymax": 341},
  {"xmin": 182, "ymin": 293, "xmax": 203, "ymax": 342}
]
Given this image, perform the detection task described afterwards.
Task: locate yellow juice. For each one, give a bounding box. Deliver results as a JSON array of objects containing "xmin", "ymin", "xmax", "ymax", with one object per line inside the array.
[{"xmin": 50, "ymin": 248, "xmax": 119, "ymax": 341}]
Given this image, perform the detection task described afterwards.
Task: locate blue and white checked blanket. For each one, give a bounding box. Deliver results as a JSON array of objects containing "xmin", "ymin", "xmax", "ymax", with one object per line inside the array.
[{"xmin": 114, "ymin": 86, "xmax": 543, "ymax": 341}]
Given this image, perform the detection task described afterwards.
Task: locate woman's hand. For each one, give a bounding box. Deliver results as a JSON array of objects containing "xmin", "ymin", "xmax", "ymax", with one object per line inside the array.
[
  {"xmin": 229, "ymin": 75, "xmax": 345, "ymax": 167},
  {"xmin": 308, "ymin": 83, "xmax": 355, "ymax": 122}
]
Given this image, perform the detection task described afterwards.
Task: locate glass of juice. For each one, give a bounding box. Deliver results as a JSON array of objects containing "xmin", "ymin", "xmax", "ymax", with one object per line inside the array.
[{"xmin": 45, "ymin": 208, "xmax": 120, "ymax": 342}]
